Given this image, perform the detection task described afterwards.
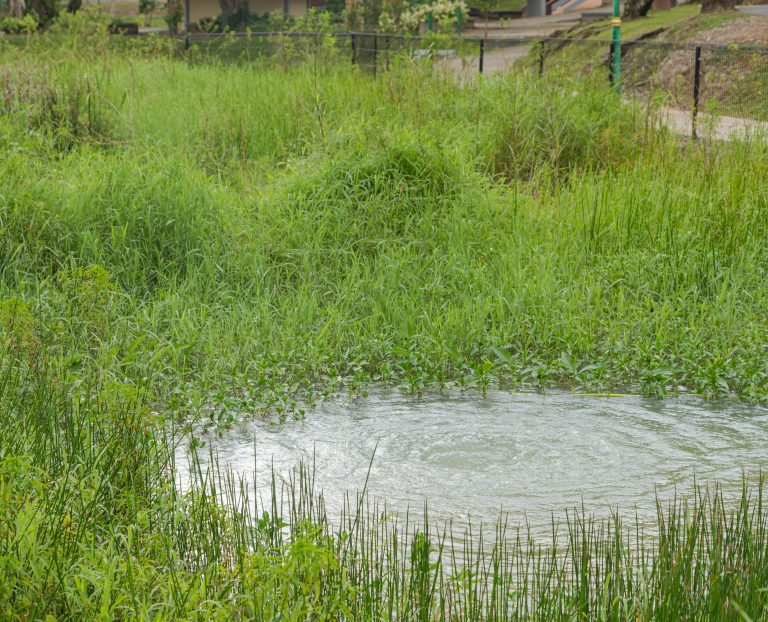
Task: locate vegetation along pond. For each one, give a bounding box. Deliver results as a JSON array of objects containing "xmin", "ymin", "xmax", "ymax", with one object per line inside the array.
[{"xmin": 178, "ymin": 391, "xmax": 768, "ymax": 532}]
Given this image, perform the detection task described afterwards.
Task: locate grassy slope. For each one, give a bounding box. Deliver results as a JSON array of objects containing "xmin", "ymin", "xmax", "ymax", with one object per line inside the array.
[
  {"xmin": 1, "ymin": 36, "xmax": 768, "ymax": 619},
  {"xmin": 557, "ymin": 4, "xmax": 748, "ymax": 41},
  {"xmin": 2, "ymin": 37, "xmax": 768, "ymax": 410},
  {"xmin": 539, "ymin": 6, "xmax": 766, "ymax": 118},
  {"xmin": 467, "ymin": 0, "xmax": 528, "ymax": 14}
]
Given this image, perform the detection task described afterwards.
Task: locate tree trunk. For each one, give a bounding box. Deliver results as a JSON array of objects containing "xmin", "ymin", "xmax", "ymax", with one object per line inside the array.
[
  {"xmin": 623, "ymin": 0, "xmax": 654, "ymax": 19},
  {"xmin": 701, "ymin": 0, "xmax": 735, "ymax": 12},
  {"xmin": 8, "ymin": 0, "xmax": 26, "ymax": 17}
]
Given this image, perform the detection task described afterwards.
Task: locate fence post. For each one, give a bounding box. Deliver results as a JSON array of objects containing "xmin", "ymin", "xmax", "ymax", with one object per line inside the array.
[
  {"xmin": 185, "ymin": 34, "xmax": 190, "ymax": 51},
  {"xmin": 611, "ymin": 0, "xmax": 621, "ymax": 92},
  {"xmin": 538, "ymin": 41, "xmax": 545, "ymax": 77},
  {"xmin": 692, "ymin": 46, "xmax": 702, "ymax": 140},
  {"xmin": 385, "ymin": 35, "xmax": 391, "ymax": 71},
  {"xmin": 479, "ymin": 38, "xmax": 485, "ymax": 74},
  {"xmin": 373, "ymin": 33, "xmax": 378, "ymax": 77},
  {"xmin": 608, "ymin": 41, "xmax": 614, "ymax": 85},
  {"xmin": 351, "ymin": 33, "xmax": 357, "ymax": 64}
]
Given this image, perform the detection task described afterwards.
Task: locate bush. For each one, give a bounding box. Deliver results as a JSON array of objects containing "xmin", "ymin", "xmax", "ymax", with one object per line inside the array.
[
  {"xmin": 139, "ymin": 0, "xmax": 157, "ymax": 14},
  {"xmin": 0, "ymin": 14, "xmax": 39, "ymax": 33},
  {"xmin": 164, "ymin": 0, "xmax": 182, "ymax": 33},
  {"xmin": 25, "ymin": 0, "xmax": 59, "ymax": 24},
  {"xmin": 47, "ymin": 5, "xmax": 112, "ymax": 47}
]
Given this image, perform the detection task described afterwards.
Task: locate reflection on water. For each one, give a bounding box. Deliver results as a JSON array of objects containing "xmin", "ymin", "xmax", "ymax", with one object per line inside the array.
[{"xmin": 176, "ymin": 390, "xmax": 768, "ymax": 528}]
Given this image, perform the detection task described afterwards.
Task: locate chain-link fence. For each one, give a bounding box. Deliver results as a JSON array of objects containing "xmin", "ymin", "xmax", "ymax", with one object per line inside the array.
[{"xmin": 180, "ymin": 31, "xmax": 767, "ymax": 135}]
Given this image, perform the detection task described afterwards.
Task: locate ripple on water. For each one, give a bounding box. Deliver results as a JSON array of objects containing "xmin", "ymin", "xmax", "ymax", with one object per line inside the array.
[{"xmin": 176, "ymin": 390, "xmax": 768, "ymax": 530}]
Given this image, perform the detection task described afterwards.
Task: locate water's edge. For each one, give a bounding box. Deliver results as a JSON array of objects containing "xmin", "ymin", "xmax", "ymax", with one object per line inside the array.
[{"xmin": 176, "ymin": 389, "xmax": 768, "ymax": 532}]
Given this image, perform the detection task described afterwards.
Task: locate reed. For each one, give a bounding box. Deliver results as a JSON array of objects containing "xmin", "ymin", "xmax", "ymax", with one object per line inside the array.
[{"xmin": 1, "ymin": 357, "xmax": 767, "ymax": 620}]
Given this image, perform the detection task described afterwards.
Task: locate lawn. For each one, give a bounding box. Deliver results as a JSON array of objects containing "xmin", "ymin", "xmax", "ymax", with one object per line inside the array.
[
  {"xmin": 467, "ymin": 0, "xmax": 528, "ymax": 13},
  {"xmin": 560, "ymin": 4, "xmax": 748, "ymax": 41}
]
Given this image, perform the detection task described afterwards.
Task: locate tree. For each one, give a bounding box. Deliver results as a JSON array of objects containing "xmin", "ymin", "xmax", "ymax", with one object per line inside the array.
[
  {"xmin": 217, "ymin": 0, "xmax": 249, "ymax": 26},
  {"xmin": 623, "ymin": 0, "xmax": 654, "ymax": 19},
  {"xmin": 165, "ymin": 0, "xmax": 182, "ymax": 32},
  {"xmin": 26, "ymin": 0, "xmax": 59, "ymax": 23},
  {"xmin": 701, "ymin": 0, "xmax": 735, "ymax": 12},
  {"xmin": 8, "ymin": 0, "xmax": 26, "ymax": 17},
  {"xmin": 475, "ymin": 0, "xmax": 492, "ymax": 39}
]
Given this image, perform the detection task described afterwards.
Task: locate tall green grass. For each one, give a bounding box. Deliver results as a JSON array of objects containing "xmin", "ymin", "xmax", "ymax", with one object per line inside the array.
[
  {"xmin": 2, "ymin": 49, "xmax": 767, "ymax": 410},
  {"xmin": 1, "ymin": 40, "xmax": 768, "ymax": 618},
  {"xmin": 1, "ymin": 359, "xmax": 767, "ymax": 620}
]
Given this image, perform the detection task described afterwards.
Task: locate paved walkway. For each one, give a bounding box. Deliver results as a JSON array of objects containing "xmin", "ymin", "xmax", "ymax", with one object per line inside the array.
[
  {"xmin": 466, "ymin": 12, "xmax": 584, "ymax": 38},
  {"xmin": 736, "ymin": 4, "xmax": 768, "ymax": 16},
  {"xmin": 660, "ymin": 106, "xmax": 768, "ymax": 141},
  {"xmin": 443, "ymin": 38, "xmax": 768, "ymax": 141}
]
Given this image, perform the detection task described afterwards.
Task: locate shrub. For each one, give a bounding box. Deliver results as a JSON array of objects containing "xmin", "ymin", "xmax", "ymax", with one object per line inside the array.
[
  {"xmin": 25, "ymin": 0, "xmax": 60, "ymax": 24},
  {"xmin": 0, "ymin": 14, "xmax": 39, "ymax": 33},
  {"xmin": 400, "ymin": 0, "xmax": 467, "ymax": 32},
  {"xmin": 47, "ymin": 5, "xmax": 112, "ymax": 47},
  {"xmin": 138, "ymin": 0, "xmax": 156, "ymax": 14},
  {"xmin": 164, "ymin": 0, "xmax": 182, "ymax": 33}
]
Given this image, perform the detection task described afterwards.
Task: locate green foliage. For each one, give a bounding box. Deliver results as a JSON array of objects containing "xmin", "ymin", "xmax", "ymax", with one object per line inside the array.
[
  {"xmin": 486, "ymin": 71, "xmax": 643, "ymax": 181},
  {"xmin": 260, "ymin": 9, "xmax": 340, "ymax": 68},
  {"xmin": 0, "ymin": 297, "xmax": 39, "ymax": 356},
  {"xmin": 26, "ymin": 0, "xmax": 60, "ymax": 24},
  {"xmin": 0, "ymin": 65, "xmax": 115, "ymax": 150},
  {"xmin": 138, "ymin": 0, "xmax": 157, "ymax": 14},
  {"xmin": 325, "ymin": 0, "xmax": 346, "ymax": 16},
  {"xmin": 0, "ymin": 39, "xmax": 767, "ymax": 621},
  {"xmin": 1, "ymin": 360, "xmax": 768, "ymax": 620},
  {"xmin": 0, "ymin": 14, "xmax": 39, "ymax": 33},
  {"xmin": 1, "ymin": 49, "xmax": 767, "ymax": 404},
  {"xmin": 164, "ymin": 0, "xmax": 182, "ymax": 33},
  {"xmin": 46, "ymin": 5, "xmax": 112, "ymax": 48},
  {"xmin": 400, "ymin": 0, "xmax": 468, "ymax": 32}
]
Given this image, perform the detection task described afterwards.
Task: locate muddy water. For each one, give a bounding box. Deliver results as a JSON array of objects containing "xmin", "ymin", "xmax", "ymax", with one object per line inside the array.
[{"xmin": 176, "ymin": 391, "xmax": 768, "ymax": 528}]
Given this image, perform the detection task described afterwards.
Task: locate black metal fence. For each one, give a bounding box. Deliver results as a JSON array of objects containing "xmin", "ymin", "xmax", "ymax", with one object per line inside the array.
[{"xmin": 181, "ymin": 31, "xmax": 768, "ymax": 136}]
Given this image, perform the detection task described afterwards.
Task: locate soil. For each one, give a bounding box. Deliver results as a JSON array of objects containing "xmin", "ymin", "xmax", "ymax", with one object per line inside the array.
[{"xmin": 659, "ymin": 14, "xmax": 768, "ymax": 44}]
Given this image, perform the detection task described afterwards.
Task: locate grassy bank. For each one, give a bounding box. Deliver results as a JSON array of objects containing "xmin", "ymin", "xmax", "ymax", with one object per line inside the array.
[
  {"xmin": 2, "ymin": 359, "xmax": 768, "ymax": 620},
  {"xmin": 3, "ymin": 40, "xmax": 768, "ymax": 409},
  {"xmin": 538, "ymin": 6, "xmax": 767, "ymax": 119},
  {"xmin": 1, "ymin": 35, "xmax": 768, "ymax": 618}
]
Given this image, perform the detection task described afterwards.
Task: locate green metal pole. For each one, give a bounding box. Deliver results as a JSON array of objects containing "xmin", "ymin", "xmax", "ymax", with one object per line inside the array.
[
  {"xmin": 427, "ymin": 0, "xmax": 433, "ymax": 32},
  {"xmin": 611, "ymin": 0, "xmax": 621, "ymax": 91},
  {"xmin": 456, "ymin": 6, "xmax": 462, "ymax": 34}
]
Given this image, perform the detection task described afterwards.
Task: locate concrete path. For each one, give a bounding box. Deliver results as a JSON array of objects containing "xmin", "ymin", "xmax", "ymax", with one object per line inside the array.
[
  {"xmin": 465, "ymin": 12, "xmax": 584, "ymax": 38},
  {"xmin": 443, "ymin": 38, "xmax": 768, "ymax": 142},
  {"xmin": 736, "ymin": 4, "xmax": 768, "ymax": 16},
  {"xmin": 440, "ymin": 44, "xmax": 529, "ymax": 82},
  {"xmin": 660, "ymin": 106, "xmax": 768, "ymax": 141}
]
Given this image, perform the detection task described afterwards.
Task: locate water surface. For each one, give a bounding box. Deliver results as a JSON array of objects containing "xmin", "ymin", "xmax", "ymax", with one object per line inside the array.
[{"xmin": 177, "ymin": 391, "xmax": 768, "ymax": 529}]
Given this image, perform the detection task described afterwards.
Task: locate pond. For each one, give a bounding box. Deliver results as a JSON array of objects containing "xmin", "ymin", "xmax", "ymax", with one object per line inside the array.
[{"xmin": 176, "ymin": 390, "xmax": 768, "ymax": 531}]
